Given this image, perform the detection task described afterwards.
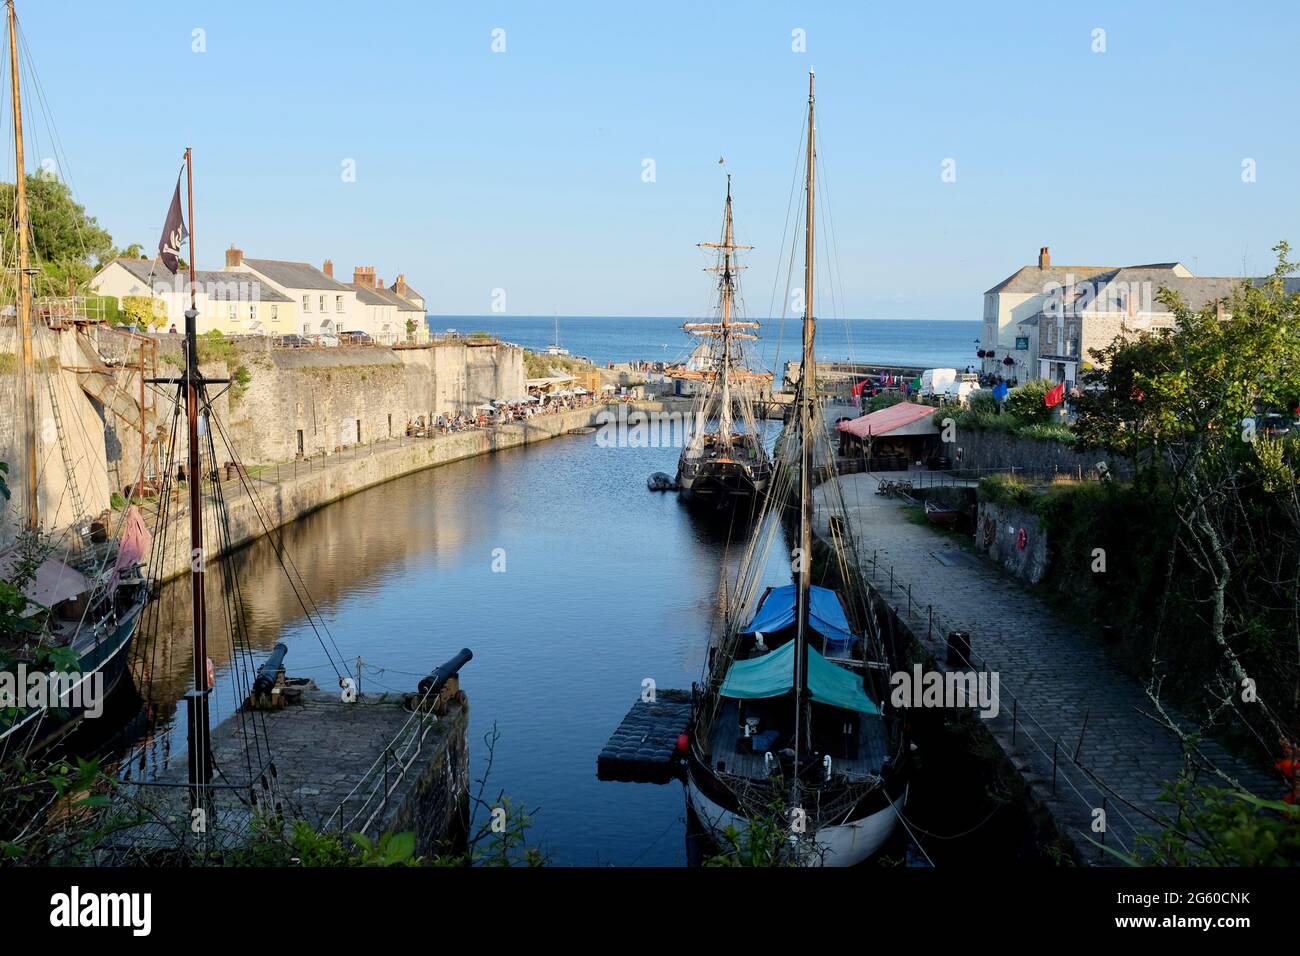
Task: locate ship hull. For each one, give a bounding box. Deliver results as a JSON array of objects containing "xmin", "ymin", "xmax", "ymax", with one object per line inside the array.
[
  {"xmin": 0, "ymin": 591, "xmax": 145, "ymax": 755},
  {"xmin": 685, "ymin": 749, "xmax": 907, "ymax": 866},
  {"xmin": 676, "ymin": 462, "xmax": 771, "ymax": 506}
]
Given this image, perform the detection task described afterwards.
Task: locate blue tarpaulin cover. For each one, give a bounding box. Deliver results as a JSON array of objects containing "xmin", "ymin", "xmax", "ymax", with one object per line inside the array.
[
  {"xmin": 719, "ymin": 640, "xmax": 880, "ymax": 715},
  {"xmin": 742, "ymin": 585, "xmax": 855, "ymax": 647}
]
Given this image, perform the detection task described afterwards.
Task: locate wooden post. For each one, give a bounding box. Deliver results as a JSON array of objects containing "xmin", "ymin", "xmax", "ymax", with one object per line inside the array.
[{"xmin": 8, "ymin": 0, "xmax": 38, "ymax": 531}]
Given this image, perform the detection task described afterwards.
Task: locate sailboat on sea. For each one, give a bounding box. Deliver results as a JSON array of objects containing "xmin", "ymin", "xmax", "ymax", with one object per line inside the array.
[
  {"xmin": 0, "ymin": 0, "xmax": 151, "ymax": 755},
  {"xmin": 544, "ymin": 314, "xmax": 569, "ymax": 356},
  {"xmin": 684, "ymin": 74, "xmax": 910, "ymax": 865},
  {"xmin": 671, "ymin": 177, "xmax": 773, "ymax": 507}
]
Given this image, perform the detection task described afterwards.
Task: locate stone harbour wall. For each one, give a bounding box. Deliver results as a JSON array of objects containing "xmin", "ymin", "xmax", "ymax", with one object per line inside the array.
[{"xmin": 975, "ymin": 500, "xmax": 1049, "ymax": 584}]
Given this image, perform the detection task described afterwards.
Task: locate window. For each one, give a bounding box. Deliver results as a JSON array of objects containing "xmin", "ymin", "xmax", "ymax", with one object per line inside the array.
[
  {"xmin": 336, "ymin": 295, "xmax": 344, "ymax": 313},
  {"xmin": 271, "ymin": 305, "xmax": 279, "ymax": 322},
  {"xmin": 228, "ymin": 305, "xmax": 236, "ymax": 322},
  {"xmin": 303, "ymin": 295, "xmax": 311, "ymax": 312},
  {"xmin": 319, "ymin": 295, "xmax": 326, "ymax": 313},
  {"xmin": 249, "ymin": 303, "xmax": 257, "ymax": 323}
]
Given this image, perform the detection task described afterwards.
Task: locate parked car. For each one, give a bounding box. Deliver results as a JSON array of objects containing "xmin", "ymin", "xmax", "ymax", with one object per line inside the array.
[
  {"xmin": 317, "ymin": 332, "xmax": 340, "ymax": 348},
  {"xmin": 277, "ymin": 333, "xmax": 311, "ymax": 348},
  {"xmin": 339, "ymin": 330, "xmax": 374, "ymax": 345}
]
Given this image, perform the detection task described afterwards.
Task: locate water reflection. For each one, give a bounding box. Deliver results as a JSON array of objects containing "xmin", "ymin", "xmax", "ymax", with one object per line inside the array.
[{"xmin": 92, "ymin": 425, "xmax": 781, "ymax": 864}]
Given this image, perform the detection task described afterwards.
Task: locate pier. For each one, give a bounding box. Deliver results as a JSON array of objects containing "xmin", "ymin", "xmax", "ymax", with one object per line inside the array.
[
  {"xmin": 783, "ymin": 360, "xmax": 928, "ymax": 392},
  {"xmin": 102, "ymin": 651, "xmax": 472, "ymax": 864},
  {"xmin": 597, "ymin": 689, "xmax": 692, "ymax": 783}
]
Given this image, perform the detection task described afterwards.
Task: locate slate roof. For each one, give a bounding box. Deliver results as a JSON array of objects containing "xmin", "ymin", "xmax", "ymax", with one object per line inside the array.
[
  {"xmin": 110, "ymin": 259, "xmax": 291, "ymax": 302},
  {"xmin": 347, "ymin": 283, "xmax": 391, "ymax": 306},
  {"xmin": 984, "ymin": 265, "xmax": 1117, "ymax": 296},
  {"xmin": 389, "ymin": 279, "xmax": 424, "ymax": 302},
  {"xmin": 373, "ymin": 286, "xmax": 424, "ymax": 312},
  {"xmin": 240, "ymin": 258, "xmax": 351, "ymax": 292}
]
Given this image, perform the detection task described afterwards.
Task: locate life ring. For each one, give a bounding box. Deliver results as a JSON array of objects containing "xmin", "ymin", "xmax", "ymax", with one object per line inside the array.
[{"xmin": 1016, "ymin": 528, "xmax": 1027, "ymax": 551}]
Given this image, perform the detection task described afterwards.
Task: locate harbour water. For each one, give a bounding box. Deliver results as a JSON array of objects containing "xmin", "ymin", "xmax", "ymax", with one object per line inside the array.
[
  {"xmin": 431, "ymin": 316, "xmax": 982, "ymax": 372},
  {"xmin": 112, "ymin": 428, "xmax": 770, "ymax": 865}
]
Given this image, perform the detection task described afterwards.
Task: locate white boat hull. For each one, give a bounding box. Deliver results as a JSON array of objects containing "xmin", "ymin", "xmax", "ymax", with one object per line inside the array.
[{"xmin": 686, "ymin": 774, "xmax": 907, "ymax": 867}]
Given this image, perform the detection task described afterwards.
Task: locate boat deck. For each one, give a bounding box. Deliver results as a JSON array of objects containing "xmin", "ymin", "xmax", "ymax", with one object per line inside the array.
[{"xmin": 706, "ymin": 697, "xmax": 890, "ymax": 781}]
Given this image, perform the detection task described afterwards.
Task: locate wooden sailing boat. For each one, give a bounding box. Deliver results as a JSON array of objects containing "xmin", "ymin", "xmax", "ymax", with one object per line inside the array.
[
  {"xmin": 685, "ymin": 75, "xmax": 910, "ymax": 865},
  {"xmin": 0, "ymin": 0, "xmax": 151, "ymax": 754},
  {"xmin": 672, "ymin": 176, "xmax": 773, "ymax": 507}
]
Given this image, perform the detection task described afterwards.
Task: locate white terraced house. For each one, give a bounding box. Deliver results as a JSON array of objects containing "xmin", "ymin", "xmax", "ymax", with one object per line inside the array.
[
  {"xmin": 89, "ymin": 258, "xmax": 294, "ymax": 335},
  {"xmin": 222, "ymin": 247, "xmax": 365, "ymax": 338},
  {"xmin": 349, "ymin": 266, "xmax": 429, "ymax": 344},
  {"xmin": 978, "ymin": 247, "xmax": 1299, "ymax": 390}
]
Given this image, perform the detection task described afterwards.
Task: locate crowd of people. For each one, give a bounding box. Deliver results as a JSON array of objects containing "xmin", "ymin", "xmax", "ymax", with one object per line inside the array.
[{"xmin": 423, "ymin": 391, "xmax": 600, "ymax": 434}]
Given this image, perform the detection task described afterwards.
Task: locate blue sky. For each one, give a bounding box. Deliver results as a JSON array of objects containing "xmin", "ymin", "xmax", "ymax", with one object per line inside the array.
[{"xmin": 8, "ymin": 0, "xmax": 1300, "ymax": 319}]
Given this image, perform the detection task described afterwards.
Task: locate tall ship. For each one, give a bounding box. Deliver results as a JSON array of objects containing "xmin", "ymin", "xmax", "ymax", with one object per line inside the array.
[
  {"xmin": 685, "ymin": 74, "xmax": 911, "ymax": 865},
  {"xmin": 0, "ymin": 0, "xmax": 151, "ymax": 756},
  {"xmin": 671, "ymin": 177, "xmax": 773, "ymax": 506}
]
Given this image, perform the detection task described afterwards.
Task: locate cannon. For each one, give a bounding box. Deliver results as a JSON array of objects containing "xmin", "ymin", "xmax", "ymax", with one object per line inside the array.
[
  {"xmin": 418, "ymin": 647, "xmax": 474, "ymax": 699},
  {"xmin": 253, "ymin": 643, "xmax": 289, "ymax": 696}
]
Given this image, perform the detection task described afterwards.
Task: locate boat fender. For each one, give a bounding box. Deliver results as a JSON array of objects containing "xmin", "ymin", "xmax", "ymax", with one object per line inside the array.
[
  {"xmin": 1016, "ymin": 527, "xmax": 1027, "ymax": 550},
  {"xmin": 823, "ymin": 754, "xmax": 833, "ymax": 780},
  {"xmin": 676, "ymin": 733, "xmax": 689, "ymax": 754},
  {"xmin": 764, "ymin": 752, "xmax": 775, "ymax": 775}
]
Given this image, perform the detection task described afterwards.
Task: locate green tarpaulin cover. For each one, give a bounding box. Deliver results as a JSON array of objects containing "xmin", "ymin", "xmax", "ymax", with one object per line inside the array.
[{"xmin": 719, "ymin": 641, "xmax": 880, "ymax": 715}]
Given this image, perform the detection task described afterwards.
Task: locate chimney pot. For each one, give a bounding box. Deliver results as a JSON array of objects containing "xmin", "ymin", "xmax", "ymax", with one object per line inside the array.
[
  {"xmin": 226, "ymin": 245, "xmax": 243, "ymax": 268},
  {"xmin": 1038, "ymin": 246, "xmax": 1050, "ymax": 270},
  {"xmin": 323, "ymin": 259, "xmax": 334, "ymax": 278}
]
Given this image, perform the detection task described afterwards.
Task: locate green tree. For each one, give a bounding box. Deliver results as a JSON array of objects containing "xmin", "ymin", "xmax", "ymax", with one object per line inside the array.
[
  {"xmin": 119, "ymin": 295, "xmax": 168, "ymax": 329},
  {"xmin": 1072, "ymin": 242, "xmax": 1300, "ymax": 827},
  {"xmin": 0, "ymin": 175, "xmax": 114, "ymax": 291}
]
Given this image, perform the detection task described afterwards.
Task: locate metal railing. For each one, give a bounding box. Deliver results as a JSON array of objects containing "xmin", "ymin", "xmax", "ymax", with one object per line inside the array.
[{"xmin": 852, "ymin": 542, "xmax": 1157, "ymax": 859}]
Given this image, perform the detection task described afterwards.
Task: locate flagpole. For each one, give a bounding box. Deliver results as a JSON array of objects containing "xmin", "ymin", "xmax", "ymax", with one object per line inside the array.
[{"xmin": 182, "ymin": 145, "xmax": 211, "ymax": 808}]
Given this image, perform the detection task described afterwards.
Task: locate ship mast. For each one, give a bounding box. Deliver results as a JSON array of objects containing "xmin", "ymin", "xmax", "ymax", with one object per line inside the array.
[
  {"xmin": 182, "ymin": 147, "xmax": 212, "ymax": 808},
  {"xmin": 794, "ymin": 70, "xmax": 816, "ymax": 776},
  {"xmin": 7, "ymin": 0, "xmax": 38, "ymax": 532},
  {"xmin": 696, "ymin": 176, "xmax": 753, "ymax": 444}
]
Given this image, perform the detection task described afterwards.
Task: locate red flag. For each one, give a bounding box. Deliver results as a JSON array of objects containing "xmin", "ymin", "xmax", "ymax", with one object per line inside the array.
[
  {"xmin": 1044, "ymin": 381, "xmax": 1065, "ymax": 407},
  {"xmin": 852, "ymin": 378, "xmax": 867, "ymax": 398}
]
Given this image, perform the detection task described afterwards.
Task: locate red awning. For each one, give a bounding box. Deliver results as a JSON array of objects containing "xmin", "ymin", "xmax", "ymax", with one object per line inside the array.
[{"xmin": 837, "ymin": 402, "xmax": 939, "ymax": 440}]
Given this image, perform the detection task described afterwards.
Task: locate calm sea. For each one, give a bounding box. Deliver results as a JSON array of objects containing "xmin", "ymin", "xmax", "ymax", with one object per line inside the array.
[{"xmin": 429, "ymin": 316, "xmax": 981, "ymax": 372}]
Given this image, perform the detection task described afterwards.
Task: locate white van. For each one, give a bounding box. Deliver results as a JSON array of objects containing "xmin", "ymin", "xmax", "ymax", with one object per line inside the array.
[
  {"xmin": 944, "ymin": 373, "xmax": 982, "ymax": 405},
  {"xmin": 920, "ymin": 368, "xmax": 957, "ymax": 398}
]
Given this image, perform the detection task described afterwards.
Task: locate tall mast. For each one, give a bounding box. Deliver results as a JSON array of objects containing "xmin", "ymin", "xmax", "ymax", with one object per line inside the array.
[
  {"xmin": 7, "ymin": 0, "xmax": 37, "ymax": 532},
  {"xmin": 693, "ymin": 177, "xmax": 754, "ymax": 443},
  {"xmin": 795, "ymin": 70, "xmax": 816, "ymax": 764},
  {"xmin": 182, "ymin": 147, "xmax": 211, "ymax": 805},
  {"xmin": 718, "ymin": 176, "xmax": 734, "ymax": 442}
]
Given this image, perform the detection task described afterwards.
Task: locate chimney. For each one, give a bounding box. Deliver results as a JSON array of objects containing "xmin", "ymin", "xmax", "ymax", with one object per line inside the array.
[
  {"xmin": 374, "ymin": 274, "xmax": 383, "ymax": 290},
  {"xmin": 352, "ymin": 265, "xmax": 375, "ymax": 289},
  {"xmin": 226, "ymin": 244, "xmax": 243, "ymax": 268},
  {"xmin": 394, "ymin": 273, "xmax": 407, "ymax": 294},
  {"xmin": 323, "ymin": 259, "xmax": 334, "ymax": 278},
  {"xmin": 1038, "ymin": 246, "xmax": 1051, "ymax": 270}
]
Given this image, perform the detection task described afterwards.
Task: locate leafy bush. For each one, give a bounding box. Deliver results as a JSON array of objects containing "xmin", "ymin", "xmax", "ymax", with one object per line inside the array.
[
  {"xmin": 978, "ymin": 473, "xmax": 1036, "ymax": 507},
  {"xmin": 1005, "ymin": 379, "xmax": 1058, "ymax": 424},
  {"xmin": 967, "ymin": 389, "xmax": 999, "ymax": 415}
]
